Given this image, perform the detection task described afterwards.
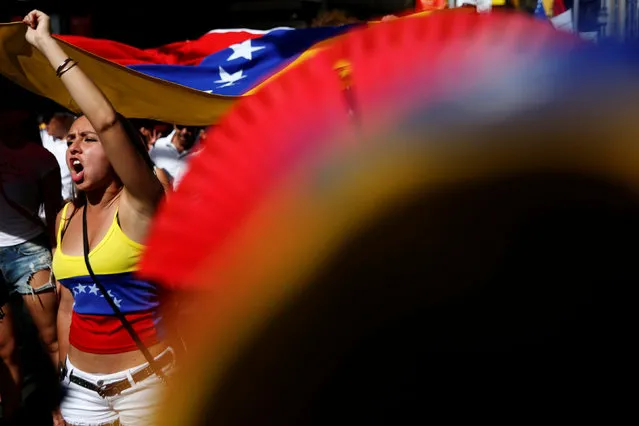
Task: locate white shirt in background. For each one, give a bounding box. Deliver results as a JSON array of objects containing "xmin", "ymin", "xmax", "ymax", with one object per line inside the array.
[
  {"xmin": 149, "ymin": 130, "xmax": 196, "ymax": 189},
  {"xmin": 40, "ymin": 128, "xmax": 73, "ymax": 201},
  {"xmin": 171, "ymin": 149, "xmax": 201, "ymax": 189}
]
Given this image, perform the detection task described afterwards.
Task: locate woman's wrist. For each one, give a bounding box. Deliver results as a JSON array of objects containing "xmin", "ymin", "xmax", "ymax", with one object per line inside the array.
[
  {"xmin": 36, "ymin": 36, "xmax": 73, "ymax": 75},
  {"xmin": 33, "ymin": 33, "xmax": 54, "ymax": 51},
  {"xmin": 58, "ymin": 359, "xmax": 67, "ymax": 381}
]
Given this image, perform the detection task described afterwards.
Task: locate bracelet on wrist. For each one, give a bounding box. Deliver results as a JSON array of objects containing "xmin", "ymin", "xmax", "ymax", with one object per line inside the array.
[
  {"xmin": 58, "ymin": 60, "xmax": 78, "ymax": 78},
  {"xmin": 55, "ymin": 58, "xmax": 73, "ymax": 77}
]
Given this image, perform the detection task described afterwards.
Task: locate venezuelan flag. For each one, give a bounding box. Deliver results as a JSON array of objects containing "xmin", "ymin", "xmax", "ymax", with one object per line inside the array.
[
  {"xmin": 0, "ymin": 7, "xmax": 464, "ymax": 126},
  {"xmin": 0, "ymin": 22, "xmax": 355, "ymax": 125}
]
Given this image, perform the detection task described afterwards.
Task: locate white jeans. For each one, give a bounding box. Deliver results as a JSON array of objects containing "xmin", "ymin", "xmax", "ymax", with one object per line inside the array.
[{"xmin": 60, "ymin": 348, "xmax": 175, "ymax": 426}]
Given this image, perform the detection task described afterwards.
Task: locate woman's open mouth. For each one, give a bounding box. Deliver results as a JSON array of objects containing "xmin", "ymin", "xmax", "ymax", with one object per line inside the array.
[{"xmin": 71, "ymin": 159, "xmax": 85, "ymax": 183}]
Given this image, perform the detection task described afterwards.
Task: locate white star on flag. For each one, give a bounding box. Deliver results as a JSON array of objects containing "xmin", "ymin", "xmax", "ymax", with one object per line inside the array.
[
  {"xmin": 74, "ymin": 284, "xmax": 86, "ymax": 294},
  {"xmin": 88, "ymin": 284, "xmax": 99, "ymax": 295},
  {"xmin": 215, "ymin": 66, "xmax": 246, "ymax": 88},
  {"xmin": 226, "ymin": 39, "xmax": 265, "ymax": 61}
]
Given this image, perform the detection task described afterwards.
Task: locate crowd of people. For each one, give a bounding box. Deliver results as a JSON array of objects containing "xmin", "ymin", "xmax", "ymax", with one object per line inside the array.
[{"xmin": 0, "ymin": 10, "xmax": 202, "ymax": 426}]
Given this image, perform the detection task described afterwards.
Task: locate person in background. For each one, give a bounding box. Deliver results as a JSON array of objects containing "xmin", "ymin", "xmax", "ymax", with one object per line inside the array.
[
  {"xmin": 153, "ymin": 163, "xmax": 173, "ymax": 193},
  {"xmin": 310, "ymin": 9, "xmax": 361, "ymax": 27},
  {"xmin": 40, "ymin": 111, "xmax": 75, "ymax": 203},
  {"xmin": 149, "ymin": 124, "xmax": 202, "ymax": 189},
  {"xmin": 23, "ymin": 9, "xmax": 176, "ymax": 426},
  {"xmin": 0, "ymin": 107, "xmax": 62, "ymax": 425},
  {"xmin": 130, "ymin": 119, "xmax": 175, "ymax": 192},
  {"xmin": 130, "ymin": 118, "xmax": 166, "ymax": 152}
]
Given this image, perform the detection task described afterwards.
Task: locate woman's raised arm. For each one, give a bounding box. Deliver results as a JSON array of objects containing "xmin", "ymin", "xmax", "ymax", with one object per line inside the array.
[{"xmin": 23, "ymin": 10, "xmax": 163, "ymax": 216}]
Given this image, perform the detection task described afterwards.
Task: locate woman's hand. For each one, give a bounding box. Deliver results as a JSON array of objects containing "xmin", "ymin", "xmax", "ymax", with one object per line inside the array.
[
  {"xmin": 23, "ymin": 10, "xmax": 52, "ymax": 49},
  {"xmin": 52, "ymin": 407, "xmax": 67, "ymax": 426}
]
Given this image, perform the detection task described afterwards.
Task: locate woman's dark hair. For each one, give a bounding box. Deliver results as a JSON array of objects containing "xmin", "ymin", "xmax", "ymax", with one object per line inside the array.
[
  {"xmin": 129, "ymin": 118, "xmax": 163, "ymax": 132},
  {"xmin": 116, "ymin": 113, "xmax": 157, "ymax": 171}
]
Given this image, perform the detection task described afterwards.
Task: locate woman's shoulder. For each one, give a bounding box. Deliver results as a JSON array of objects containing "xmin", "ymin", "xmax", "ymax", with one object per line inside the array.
[
  {"xmin": 56, "ymin": 201, "xmax": 77, "ymax": 225},
  {"xmin": 54, "ymin": 201, "xmax": 77, "ymax": 247}
]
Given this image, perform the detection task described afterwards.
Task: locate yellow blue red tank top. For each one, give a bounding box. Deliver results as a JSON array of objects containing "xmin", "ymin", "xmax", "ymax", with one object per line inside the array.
[{"xmin": 52, "ymin": 202, "xmax": 163, "ymax": 354}]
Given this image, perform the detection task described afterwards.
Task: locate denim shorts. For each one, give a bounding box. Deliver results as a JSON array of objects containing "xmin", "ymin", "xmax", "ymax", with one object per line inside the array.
[{"xmin": 0, "ymin": 233, "xmax": 54, "ymax": 302}]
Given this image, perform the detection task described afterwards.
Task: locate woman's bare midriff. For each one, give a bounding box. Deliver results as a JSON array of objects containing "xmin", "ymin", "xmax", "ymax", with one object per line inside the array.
[{"xmin": 68, "ymin": 341, "xmax": 169, "ymax": 374}]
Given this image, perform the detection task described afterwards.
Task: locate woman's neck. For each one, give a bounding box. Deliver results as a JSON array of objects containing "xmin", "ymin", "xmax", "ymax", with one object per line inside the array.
[{"xmin": 85, "ymin": 182, "xmax": 123, "ymax": 209}]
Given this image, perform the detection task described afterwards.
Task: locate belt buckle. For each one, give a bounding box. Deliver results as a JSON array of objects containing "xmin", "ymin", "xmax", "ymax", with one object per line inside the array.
[{"xmin": 96, "ymin": 379, "xmax": 112, "ymax": 398}]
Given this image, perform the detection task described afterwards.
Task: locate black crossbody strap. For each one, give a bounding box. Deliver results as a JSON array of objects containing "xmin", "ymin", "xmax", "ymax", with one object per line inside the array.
[{"xmin": 82, "ymin": 205, "xmax": 166, "ymax": 383}]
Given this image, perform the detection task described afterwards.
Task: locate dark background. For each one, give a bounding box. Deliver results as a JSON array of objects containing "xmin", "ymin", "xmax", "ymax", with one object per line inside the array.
[{"xmin": 1, "ymin": 0, "xmax": 414, "ymax": 46}]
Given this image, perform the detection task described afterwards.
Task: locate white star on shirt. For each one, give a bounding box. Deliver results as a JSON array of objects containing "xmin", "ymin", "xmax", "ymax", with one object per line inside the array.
[
  {"xmin": 226, "ymin": 39, "xmax": 265, "ymax": 61},
  {"xmin": 98, "ymin": 289, "xmax": 122, "ymax": 308},
  {"xmin": 74, "ymin": 284, "xmax": 86, "ymax": 294},
  {"xmin": 88, "ymin": 284, "xmax": 99, "ymax": 295},
  {"xmin": 215, "ymin": 66, "xmax": 246, "ymax": 88},
  {"xmin": 100, "ymin": 289, "xmax": 115, "ymax": 298}
]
